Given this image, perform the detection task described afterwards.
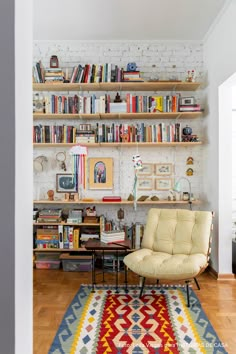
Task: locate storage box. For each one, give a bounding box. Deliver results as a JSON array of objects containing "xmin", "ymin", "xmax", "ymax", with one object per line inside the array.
[
  {"xmin": 60, "ymin": 253, "xmax": 92, "ymax": 272},
  {"xmin": 35, "ymin": 260, "xmax": 61, "ymax": 270}
]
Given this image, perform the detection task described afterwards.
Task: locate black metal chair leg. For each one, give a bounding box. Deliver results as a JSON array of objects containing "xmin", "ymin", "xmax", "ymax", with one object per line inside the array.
[
  {"xmin": 139, "ymin": 277, "xmax": 146, "ymax": 298},
  {"xmin": 156, "ymin": 279, "xmax": 159, "ymax": 285},
  {"xmin": 185, "ymin": 281, "xmax": 190, "ymax": 307},
  {"xmin": 194, "ymin": 277, "xmax": 200, "ymax": 290}
]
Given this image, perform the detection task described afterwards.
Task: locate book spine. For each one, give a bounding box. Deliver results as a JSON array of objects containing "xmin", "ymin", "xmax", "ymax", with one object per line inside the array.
[{"xmin": 58, "ymin": 225, "xmax": 63, "ymax": 248}]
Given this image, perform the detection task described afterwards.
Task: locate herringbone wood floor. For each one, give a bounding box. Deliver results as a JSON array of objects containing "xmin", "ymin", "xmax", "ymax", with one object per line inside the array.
[{"xmin": 33, "ymin": 269, "xmax": 236, "ymax": 354}]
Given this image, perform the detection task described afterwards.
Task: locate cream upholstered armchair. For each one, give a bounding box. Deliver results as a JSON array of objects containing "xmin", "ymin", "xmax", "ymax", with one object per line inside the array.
[{"xmin": 123, "ymin": 208, "xmax": 213, "ymax": 307}]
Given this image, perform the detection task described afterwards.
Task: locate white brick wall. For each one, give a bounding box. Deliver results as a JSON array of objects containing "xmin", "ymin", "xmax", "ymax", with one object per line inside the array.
[{"xmin": 33, "ymin": 40, "xmax": 206, "ymax": 226}]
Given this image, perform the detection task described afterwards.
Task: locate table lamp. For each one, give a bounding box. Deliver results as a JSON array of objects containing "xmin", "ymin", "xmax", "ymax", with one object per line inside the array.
[{"xmin": 173, "ymin": 177, "xmax": 192, "ymax": 210}]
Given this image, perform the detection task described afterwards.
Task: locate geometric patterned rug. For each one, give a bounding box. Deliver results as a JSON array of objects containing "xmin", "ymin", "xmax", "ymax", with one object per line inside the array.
[{"xmin": 49, "ymin": 285, "xmax": 228, "ymax": 354}]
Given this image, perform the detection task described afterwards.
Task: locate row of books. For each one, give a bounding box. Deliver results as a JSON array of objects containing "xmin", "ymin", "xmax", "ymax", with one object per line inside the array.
[
  {"xmin": 33, "ymin": 122, "xmax": 190, "ymax": 143},
  {"xmin": 33, "ymin": 61, "xmax": 44, "ymax": 83},
  {"xmin": 70, "ymin": 63, "xmax": 126, "ymax": 83},
  {"xmin": 34, "ymin": 222, "xmax": 145, "ymax": 250},
  {"xmin": 96, "ymin": 122, "xmax": 186, "ymax": 143},
  {"xmin": 35, "ymin": 225, "xmax": 80, "ymax": 249},
  {"xmin": 35, "ymin": 94, "xmax": 201, "ymax": 115},
  {"xmin": 124, "ymin": 223, "xmax": 145, "ymax": 250},
  {"xmin": 33, "ymin": 125, "xmax": 75, "ymax": 143}
]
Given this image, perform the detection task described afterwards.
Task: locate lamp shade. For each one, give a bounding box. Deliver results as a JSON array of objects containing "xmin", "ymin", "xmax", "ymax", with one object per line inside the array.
[{"xmin": 173, "ymin": 177, "xmax": 192, "ymax": 210}]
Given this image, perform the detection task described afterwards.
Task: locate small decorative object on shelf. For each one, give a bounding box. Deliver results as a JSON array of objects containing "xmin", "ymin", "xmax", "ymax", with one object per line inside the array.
[
  {"xmin": 50, "ymin": 55, "xmax": 59, "ymax": 68},
  {"xmin": 150, "ymin": 195, "xmax": 159, "ymax": 201},
  {"xmin": 183, "ymin": 192, "xmax": 190, "ymax": 201},
  {"xmin": 186, "ymin": 69, "xmax": 196, "ymax": 82},
  {"xmin": 86, "ymin": 206, "xmax": 96, "ymax": 217},
  {"xmin": 114, "ymin": 92, "xmax": 122, "ymax": 102},
  {"xmin": 47, "ymin": 190, "xmax": 54, "ymax": 201},
  {"xmin": 117, "ymin": 208, "xmax": 124, "ymax": 220},
  {"xmin": 127, "ymin": 62, "xmax": 137, "ymax": 71},
  {"xmin": 121, "ymin": 133, "xmax": 129, "ymax": 143},
  {"xmin": 182, "ymin": 125, "xmax": 199, "ymax": 142},
  {"xmin": 168, "ymin": 190, "xmax": 176, "ymax": 201},
  {"xmin": 182, "ymin": 125, "xmax": 192, "ymax": 135}
]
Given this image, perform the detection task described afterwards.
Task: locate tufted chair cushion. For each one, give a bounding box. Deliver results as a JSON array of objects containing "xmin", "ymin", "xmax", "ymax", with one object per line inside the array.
[{"xmin": 124, "ymin": 209, "xmax": 212, "ymax": 280}]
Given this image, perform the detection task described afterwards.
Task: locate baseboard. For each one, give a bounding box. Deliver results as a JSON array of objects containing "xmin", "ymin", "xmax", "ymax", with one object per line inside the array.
[{"xmin": 207, "ymin": 266, "xmax": 236, "ymax": 280}]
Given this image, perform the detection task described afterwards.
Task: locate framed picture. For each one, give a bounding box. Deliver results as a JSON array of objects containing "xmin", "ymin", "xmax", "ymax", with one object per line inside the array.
[
  {"xmin": 155, "ymin": 178, "xmax": 173, "ymax": 191},
  {"xmin": 137, "ymin": 163, "xmax": 153, "ymax": 176},
  {"xmin": 137, "ymin": 178, "xmax": 153, "ymax": 190},
  {"xmin": 56, "ymin": 173, "xmax": 77, "ymax": 193},
  {"xmin": 88, "ymin": 158, "xmax": 113, "ymax": 189},
  {"xmin": 155, "ymin": 163, "xmax": 173, "ymax": 176}
]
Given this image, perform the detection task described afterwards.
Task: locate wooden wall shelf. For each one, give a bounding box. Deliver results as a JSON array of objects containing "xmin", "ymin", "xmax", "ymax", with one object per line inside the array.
[
  {"xmin": 33, "ymin": 111, "xmax": 203, "ymax": 120},
  {"xmin": 33, "ymin": 81, "xmax": 201, "ymax": 92},
  {"xmin": 33, "ymin": 142, "xmax": 202, "ymax": 148},
  {"xmin": 33, "ymin": 199, "xmax": 199, "ymax": 205}
]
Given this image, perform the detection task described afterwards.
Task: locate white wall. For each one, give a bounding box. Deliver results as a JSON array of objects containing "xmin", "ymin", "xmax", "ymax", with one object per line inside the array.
[
  {"xmin": 33, "ymin": 40, "xmax": 206, "ymax": 226},
  {"xmin": 203, "ymin": 0, "xmax": 236, "ymax": 273}
]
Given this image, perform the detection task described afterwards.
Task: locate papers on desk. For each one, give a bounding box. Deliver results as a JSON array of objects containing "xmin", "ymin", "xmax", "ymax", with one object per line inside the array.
[{"xmin": 100, "ymin": 230, "xmax": 125, "ymax": 244}]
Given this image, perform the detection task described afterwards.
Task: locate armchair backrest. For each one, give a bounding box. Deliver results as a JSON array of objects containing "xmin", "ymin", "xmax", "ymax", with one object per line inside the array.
[{"xmin": 141, "ymin": 209, "xmax": 212, "ymax": 256}]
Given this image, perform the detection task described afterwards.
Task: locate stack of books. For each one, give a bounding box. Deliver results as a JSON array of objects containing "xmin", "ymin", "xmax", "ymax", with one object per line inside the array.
[
  {"xmin": 179, "ymin": 104, "xmax": 201, "ymax": 112},
  {"xmin": 100, "ymin": 230, "xmax": 125, "ymax": 244},
  {"xmin": 122, "ymin": 71, "xmax": 144, "ymax": 82},
  {"xmin": 44, "ymin": 68, "xmax": 64, "ymax": 83},
  {"xmin": 37, "ymin": 209, "xmax": 62, "ymax": 223}
]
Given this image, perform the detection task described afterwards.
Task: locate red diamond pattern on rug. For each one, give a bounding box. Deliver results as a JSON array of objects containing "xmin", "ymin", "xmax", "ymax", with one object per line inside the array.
[{"xmin": 96, "ymin": 294, "xmax": 178, "ymax": 353}]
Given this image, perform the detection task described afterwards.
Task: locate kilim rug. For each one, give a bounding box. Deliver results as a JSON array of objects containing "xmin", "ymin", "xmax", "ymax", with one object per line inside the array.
[{"xmin": 49, "ymin": 285, "xmax": 228, "ymax": 354}]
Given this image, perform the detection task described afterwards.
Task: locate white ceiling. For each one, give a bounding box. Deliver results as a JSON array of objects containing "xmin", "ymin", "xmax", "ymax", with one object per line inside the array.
[{"xmin": 34, "ymin": 0, "xmax": 228, "ymax": 41}]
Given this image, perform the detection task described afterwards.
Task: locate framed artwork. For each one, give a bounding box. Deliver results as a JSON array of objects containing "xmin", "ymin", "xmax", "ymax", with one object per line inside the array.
[
  {"xmin": 155, "ymin": 178, "xmax": 173, "ymax": 191},
  {"xmin": 88, "ymin": 158, "xmax": 113, "ymax": 189},
  {"xmin": 155, "ymin": 163, "xmax": 173, "ymax": 176},
  {"xmin": 137, "ymin": 178, "xmax": 153, "ymax": 190},
  {"xmin": 56, "ymin": 173, "xmax": 77, "ymax": 193},
  {"xmin": 137, "ymin": 163, "xmax": 153, "ymax": 176}
]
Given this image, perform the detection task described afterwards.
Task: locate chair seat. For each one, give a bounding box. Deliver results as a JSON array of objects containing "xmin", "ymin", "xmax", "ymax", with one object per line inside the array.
[{"xmin": 124, "ymin": 249, "xmax": 208, "ymax": 280}]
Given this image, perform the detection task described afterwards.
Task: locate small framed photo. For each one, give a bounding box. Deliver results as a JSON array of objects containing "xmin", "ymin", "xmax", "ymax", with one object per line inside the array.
[
  {"xmin": 137, "ymin": 163, "xmax": 153, "ymax": 176},
  {"xmin": 155, "ymin": 178, "xmax": 173, "ymax": 191},
  {"xmin": 137, "ymin": 178, "xmax": 153, "ymax": 190},
  {"xmin": 56, "ymin": 173, "xmax": 77, "ymax": 193},
  {"xmin": 88, "ymin": 157, "xmax": 113, "ymax": 189},
  {"xmin": 155, "ymin": 163, "xmax": 173, "ymax": 176}
]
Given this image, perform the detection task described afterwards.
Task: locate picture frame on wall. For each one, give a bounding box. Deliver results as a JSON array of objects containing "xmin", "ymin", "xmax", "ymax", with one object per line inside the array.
[
  {"xmin": 88, "ymin": 157, "xmax": 113, "ymax": 189},
  {"xmin": 155, "ymin": 163, "xmax": 173, "ymax": 176},
  {"xmin": 155, "ymin": 178, "xmax": 173, "ymax": 191},
  {"xmin": 56, "ymin": 173, "xmax": 77, "ymax": 193},
  {"xmin": 137, "ymin": 178, "xmax": 153, "ymax": 190},
  {"xmin": 137, "ymin": 163, "xmax": 153, "ymax": 176}
]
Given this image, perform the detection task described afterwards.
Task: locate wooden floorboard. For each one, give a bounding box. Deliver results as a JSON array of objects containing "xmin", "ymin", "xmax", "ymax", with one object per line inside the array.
[{"xmin": 33, "ymin": 269, "xmax": 236, "ymax": 354}]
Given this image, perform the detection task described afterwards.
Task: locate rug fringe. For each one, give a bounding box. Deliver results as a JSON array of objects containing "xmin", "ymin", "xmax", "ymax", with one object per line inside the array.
[{"xmin": 80, "ymin": 283, "xmax": 190, "ymax": 288}]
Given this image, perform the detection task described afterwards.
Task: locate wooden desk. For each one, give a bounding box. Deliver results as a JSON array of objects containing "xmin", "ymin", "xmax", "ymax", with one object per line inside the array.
[{"xmin": 85, "ymin": 239, "xmax": 131, "ymax": 292}]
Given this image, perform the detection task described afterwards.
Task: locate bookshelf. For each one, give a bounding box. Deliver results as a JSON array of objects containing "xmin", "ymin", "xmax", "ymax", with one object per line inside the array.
[{"xmin": 33, "ymin": 79, "xmax": 203, "ymax": 264}]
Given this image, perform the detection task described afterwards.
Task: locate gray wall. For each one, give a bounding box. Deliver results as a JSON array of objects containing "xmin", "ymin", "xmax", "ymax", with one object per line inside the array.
[
  {"xmin": 0, "ymin": 1, "xmax": 33, "ymax": 353},
  {"xmin": 0, "ymin": 0, "xmax": 15, "ymax": 352}
]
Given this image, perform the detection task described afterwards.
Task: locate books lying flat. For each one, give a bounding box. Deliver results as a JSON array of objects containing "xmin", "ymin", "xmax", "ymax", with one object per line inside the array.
[
  {"xmin": 102, "ymin": 196, "xmax": 122, "ymax": 202},
  {"xmin": 101, "ymin": 230, "xmax": 125, "ymax": 244}
]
